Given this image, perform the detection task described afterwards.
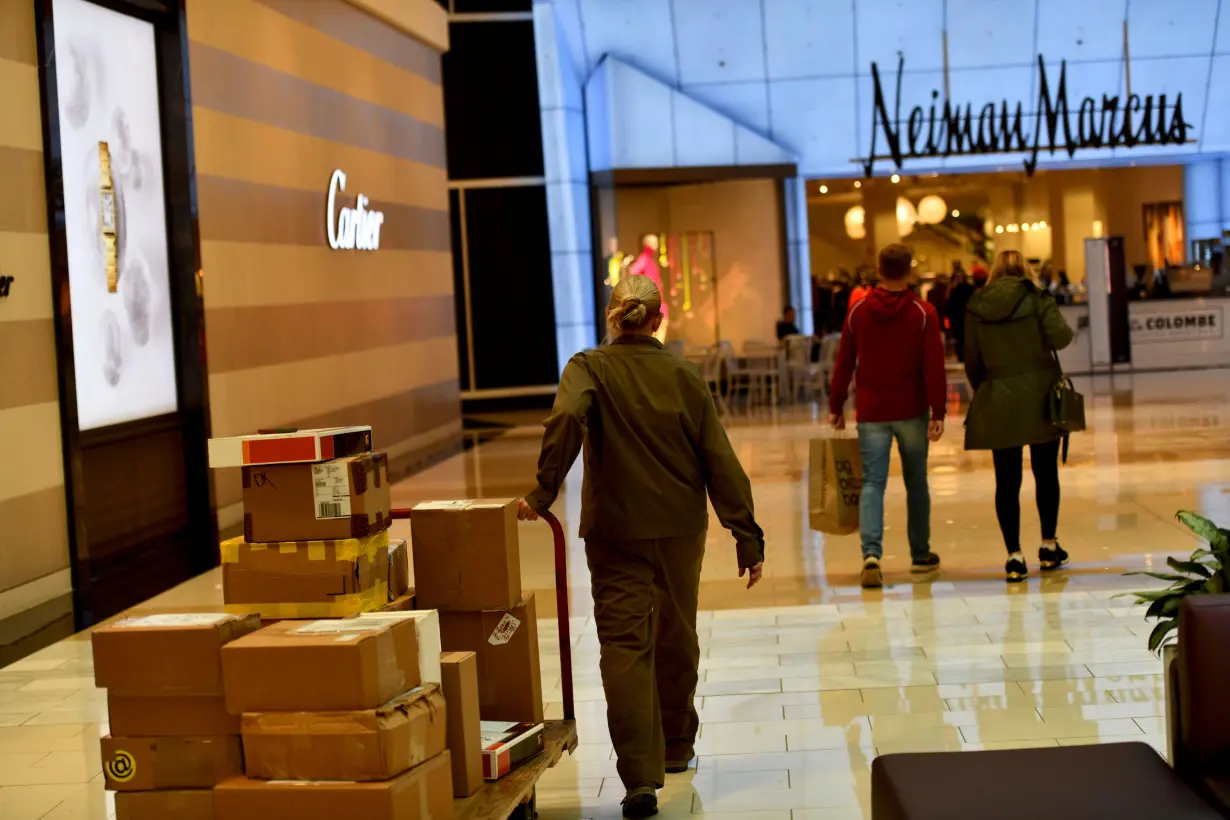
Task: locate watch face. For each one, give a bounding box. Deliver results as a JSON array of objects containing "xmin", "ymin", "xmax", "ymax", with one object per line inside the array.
[{"xmin": 100, "ymin": 191, "xmax": 116, "ymax": 231}]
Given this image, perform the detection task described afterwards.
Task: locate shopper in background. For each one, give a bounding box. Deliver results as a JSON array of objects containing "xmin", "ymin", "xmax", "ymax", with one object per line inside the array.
[
  {"xmin": 829, "ymin": 244, "xmax": 948, "ymax": 588},
  {"xmin": 518, "ymin": 274, "xmax": 765, "ymax": 819},
  {"xmin": 963, "ymin": 250, "xmax": 1075, "ymax": 582},
  {"xmin": 945, "ymin": 268, "xmax": 975, "ymax": 362},
  {"xmin": 776, "ymin": 305, "xmax": 801, "ymax": 341},
  {"xmin": 849, "ymin": 269, "xmax": 872, "ymax": 312},
  {"xmin": 830, "ymin": 272, "xmax": 853, "ymax": 333}
]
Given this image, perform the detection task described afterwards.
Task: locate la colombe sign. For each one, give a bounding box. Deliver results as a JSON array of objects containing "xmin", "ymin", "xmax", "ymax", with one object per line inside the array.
[{"xmin": 326, "ymin": 170, "xmax": 384, "ymax": 251}]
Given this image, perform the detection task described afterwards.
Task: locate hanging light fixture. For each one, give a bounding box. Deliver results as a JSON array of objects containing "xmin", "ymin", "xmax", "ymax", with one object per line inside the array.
[
  {"xmin": 917, "ymin": 194, "xmax": 948, "ymax": 225},
  {"xmin": 896, "ymin": 197, "xmax": 917, "ymax": 237},
  {"xmin": 844, "ymin": 205, "xmax": 866, "ymax": 239}
]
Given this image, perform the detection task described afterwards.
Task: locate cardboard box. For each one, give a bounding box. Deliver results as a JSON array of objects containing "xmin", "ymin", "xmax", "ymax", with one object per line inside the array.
[
  {"xmin": 92, "ymin": 613, "xmax": 261, "ymax": 695},
  {"xmin": 411, "ymin": 500, "xmax": 520, "ymax": 611},
  {"xmin": 388, "ymin": 539, "xmax": 410, "ymax": 601},
  {"xmin": 214, "ymin": 752, "xmax": 454, "ymax": 820},
  {"xmin": 242, "ymin": 453, "xmax": 391, "ymax": 543},
  {"xmin": 100, "ymin": 735, "xmax": 243, "ymax": 791},
  {"xmin": 220, "ymin": 532, "xmax": 389, "ymax": 620},
  {"xmin": 353, "ymin": 611, "xmax": 441, "ymax": 685},
  {"xmin": 208, "ymin": 426, "xmax": 372, "ymax": 469},
  {"xmin": 107, "ymin": 693, "xmax": 239, "ymax": 736},
  {"xmin": 440, "ymin": 652, "xmax": 483, "ymax": 798},
  {"xmin": 114, "ymin": 790, "xmax": 213, "ymax": 820},
  {"xmin": 378, "ymin": 589, "xmax": 417, "ymax": 612},
  {"xmin": 242, "ymin": 684, "xmax": 447, "ymax": 781},
  {"xmin": 480, "ymin": 721, "xmax": 545, "ymax": 780},
  {"xmin": 439, "ymin": 594, "xmax": 543, "ymax": 723},
  {"xmin": 222, "ymin": 618, "xmax": 420, "ymax": 713}
]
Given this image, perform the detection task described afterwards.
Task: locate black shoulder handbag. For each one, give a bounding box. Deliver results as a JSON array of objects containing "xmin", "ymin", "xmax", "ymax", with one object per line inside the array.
[{"xmin": 1035, "ymin": 296, "xmax": 1085, "ymax": 462}]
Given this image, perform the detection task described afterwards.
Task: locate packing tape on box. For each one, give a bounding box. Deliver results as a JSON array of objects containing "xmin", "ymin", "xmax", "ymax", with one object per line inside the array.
[
  {"xmin": 219, "ymin": 531, "xmax": 390, "ymax": 564},
  {"xmin": 223, "ymin": 582, "xmax": 389, "ymax": 620}
]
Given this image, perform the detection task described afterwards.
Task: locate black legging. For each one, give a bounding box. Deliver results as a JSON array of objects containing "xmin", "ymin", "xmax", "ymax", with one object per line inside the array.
[{"xmin": 992, "ymin": 439, "xmax": 1061, "ymax": 554}]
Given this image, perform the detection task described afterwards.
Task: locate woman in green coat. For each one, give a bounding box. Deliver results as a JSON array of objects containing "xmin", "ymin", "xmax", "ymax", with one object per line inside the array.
[{"xmin": 964, "ymin": 251, "xmax": 1075, "ymax": 582}]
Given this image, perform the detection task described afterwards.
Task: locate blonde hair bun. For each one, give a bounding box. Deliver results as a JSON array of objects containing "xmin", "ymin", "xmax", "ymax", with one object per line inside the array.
[{"xmin": 606, "ymin": 275, "xmax": 663, "ymax": 336}]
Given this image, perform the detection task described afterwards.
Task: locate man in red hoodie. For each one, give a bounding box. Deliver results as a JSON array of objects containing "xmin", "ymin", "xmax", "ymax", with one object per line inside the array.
[{"xmin": 829, "ymin": 244, "xmax": 948, "ymax": 588}]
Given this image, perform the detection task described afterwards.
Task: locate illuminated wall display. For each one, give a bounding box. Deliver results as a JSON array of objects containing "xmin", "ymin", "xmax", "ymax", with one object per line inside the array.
[
  {"xmin": 326, "ymin": 169, "xmax": 384, "ymax": 251},
  {"xmin": 862, "ymin": 56, "xmax": 1193, "ymax": 177}
]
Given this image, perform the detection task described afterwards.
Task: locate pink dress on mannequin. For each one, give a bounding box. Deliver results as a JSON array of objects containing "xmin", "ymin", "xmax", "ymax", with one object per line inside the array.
[{"xmin": 629, "ymin": 246, "xmax": 669, "ymax": 319}]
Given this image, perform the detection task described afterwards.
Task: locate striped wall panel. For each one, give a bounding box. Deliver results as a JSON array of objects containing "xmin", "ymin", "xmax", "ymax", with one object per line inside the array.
[
  {"xmin": 0, "ymin": 0, "xmax": 74, "ymax": 645},
  {"xmin": 187, "ymin": 0, "xmax": 460, "ymax": 526}
]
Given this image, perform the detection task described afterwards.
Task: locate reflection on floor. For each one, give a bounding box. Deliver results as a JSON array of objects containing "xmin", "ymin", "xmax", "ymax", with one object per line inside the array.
[{"xmin": 2, "ymin": 369, "xmax": 1229, "ymax": 819}]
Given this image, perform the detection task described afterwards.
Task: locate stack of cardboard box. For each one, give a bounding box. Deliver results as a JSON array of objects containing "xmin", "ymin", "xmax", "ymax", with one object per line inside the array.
[
  {"xmin": 207, "ymin": 427, "xmax": 411, "ymax": 617},
  {"xmin": 411, "ymin": 501, "xmax": 545, "ymax": 760},
  {"xmin": 91, "ymin": 614, "xmax": 260, "ymax": 820},
  {"xmin": 217, "ymin": 613, "xmax": 455, "ymax": 819}
]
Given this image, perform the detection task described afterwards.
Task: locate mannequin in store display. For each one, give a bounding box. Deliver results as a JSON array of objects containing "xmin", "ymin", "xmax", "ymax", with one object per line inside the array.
[{"xmin": 629, "ymin": 233, "xmax": 669, "ymax": 342}]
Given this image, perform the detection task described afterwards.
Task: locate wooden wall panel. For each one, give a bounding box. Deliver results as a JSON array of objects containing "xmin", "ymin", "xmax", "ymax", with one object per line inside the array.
[
  {"xmin": 0, "ymin": 0, "xmax": 72, "ymax": 645},
  {"xmin": 188, "ymin": 0, "xmax": 460, "ymax": 527}
]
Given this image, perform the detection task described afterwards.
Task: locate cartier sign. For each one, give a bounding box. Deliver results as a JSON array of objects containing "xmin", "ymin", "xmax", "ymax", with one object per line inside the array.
[
  {"xmin": 326, "ymin": 169, "xmax": 384, "ymax": 251},
  {"xmin": 861, "ymin": 55, "xmax": 1194, "ymax": 176}
]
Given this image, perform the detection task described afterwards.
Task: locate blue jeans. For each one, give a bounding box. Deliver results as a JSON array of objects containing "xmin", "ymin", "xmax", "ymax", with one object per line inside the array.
[{"xmin": 857, "ymin": 415, "xmax": 932, "ymax": 560}]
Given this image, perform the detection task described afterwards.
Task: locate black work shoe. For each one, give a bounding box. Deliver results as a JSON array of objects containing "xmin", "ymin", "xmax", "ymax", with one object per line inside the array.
[
  {"xmin": 665, "ymin": 754, "xmax": 694, "ymax": 774},
  {"xmin": 861, "ymin": 556, "xmax": 883, "ymax": 588},
  {"xmin": 1005, "ymin": 554, "xmax": 1029, "ymax": 583},
  {"xmin": 622, "ymin": 787, "xmax": 659, "ymax": 818},
  {"xmin": 1038, "ymin": 543, "xmax": 1069, "ymax": 571},
  {"xmin": 911, "ymin": 552, "xmax": 942, "ymax": 573}
]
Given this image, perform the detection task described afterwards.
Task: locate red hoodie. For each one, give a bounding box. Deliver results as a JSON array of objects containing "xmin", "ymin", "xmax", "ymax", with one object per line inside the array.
[{"xmin": 829, "ymin": 287, "xmax": 947, "ymax": 423}]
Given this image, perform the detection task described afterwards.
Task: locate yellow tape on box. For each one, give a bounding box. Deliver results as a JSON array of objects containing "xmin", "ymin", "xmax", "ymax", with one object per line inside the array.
[
  {"xmin": 223, "ymin": 582, "xmax": 389, "ymax": 620},
  {"xmin": 220, "ymin": 531, "xmax": 390, "ymax": 618}
]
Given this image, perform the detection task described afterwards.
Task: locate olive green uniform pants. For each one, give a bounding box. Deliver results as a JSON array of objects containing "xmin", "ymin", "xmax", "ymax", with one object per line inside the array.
[{"xmin": 585, "ymin": 533, "xmax": 705, "ymax": 790}]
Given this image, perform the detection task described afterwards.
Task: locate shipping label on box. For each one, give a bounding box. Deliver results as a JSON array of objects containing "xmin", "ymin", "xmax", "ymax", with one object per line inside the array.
[
  {"xmin": 101, "ymin": 735, "xmax": 243, "ymax": 791},
  {"xmin": 220, "ymin": 532, "xmax": 388, "ymax": 620},
  {"xmin": 92, "ymin": 613, "xmax": 261, "ymax": 696},
  {"xmin": 242, "ymin": 453, "xmax": 391, "ymax": 543},
  {"xmin": 221, "ymin": 617, "xmax": 421, "ymax": 713},
  {"xmin": 208, "ymin": 426, "xmax": 372, "ymax": 468},
  {"xmin": 439, "ymin": 593, "xmax": 544, "ymax": 724},
  {"xmin": 411, "ymin": 499, "xmax": 521, "ymax": 611},
  {"xmin": 214, "ymin": 752, "xmax": 454, "ymax": 820},
  {"xmin": 242, "ymin": 684, "xmax": 447, "ymax": 781}
]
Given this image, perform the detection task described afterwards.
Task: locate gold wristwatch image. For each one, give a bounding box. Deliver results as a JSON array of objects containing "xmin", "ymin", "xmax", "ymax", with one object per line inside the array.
[{"xmin": 98, "ymin": 140, "xmax": 118, "ymax": 293}]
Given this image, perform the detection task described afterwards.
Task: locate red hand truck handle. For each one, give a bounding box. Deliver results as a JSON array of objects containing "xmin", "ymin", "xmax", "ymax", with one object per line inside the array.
[{"xmin": 388, "ymin": 507, "xmax": 575, "ymax": 722}]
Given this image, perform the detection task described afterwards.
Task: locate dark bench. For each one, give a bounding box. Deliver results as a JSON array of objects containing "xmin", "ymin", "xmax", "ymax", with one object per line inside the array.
[{"xmin": 871, "ymin": 596, "xmax": 1230, "ymax": 819}]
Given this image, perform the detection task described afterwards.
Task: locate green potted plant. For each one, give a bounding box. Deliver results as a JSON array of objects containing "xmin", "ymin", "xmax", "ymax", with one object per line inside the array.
[
  {"xmin": 1122, "ymin": 510, "xmax": 1230, "ymax": 764},
  {"xmin": 1123, "ymin": 511, "xmax": 1230, "ymax": 653}
]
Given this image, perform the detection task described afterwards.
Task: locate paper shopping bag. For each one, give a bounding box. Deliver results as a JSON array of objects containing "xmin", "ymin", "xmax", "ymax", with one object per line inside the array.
[{"xmin": 808, "ymin": 437, "xmax": 862, "ymax": 535}]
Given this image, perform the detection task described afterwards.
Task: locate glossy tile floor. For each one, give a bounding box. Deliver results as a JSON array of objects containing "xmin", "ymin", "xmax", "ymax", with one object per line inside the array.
[{"xmin": 4, "ymin": 368, "xmax": 1230, "ymax": 819}]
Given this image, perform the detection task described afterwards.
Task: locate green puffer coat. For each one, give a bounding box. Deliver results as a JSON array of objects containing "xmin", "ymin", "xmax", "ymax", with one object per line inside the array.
[{"xmin": 963, "ymin": 277, "xmax": 1075, "ymax": 451}]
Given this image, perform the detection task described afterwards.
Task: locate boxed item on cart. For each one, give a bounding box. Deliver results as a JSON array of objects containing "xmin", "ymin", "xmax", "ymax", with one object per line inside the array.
[
  {"xmin": 241, "ymin": 684, "xmax": 447, "ymax": 781},
  {"xmin": 107, "ymin": 693, "xmax": 239, "ymax": 737},
  {"xmin": 92, "ymin": 613, "xmax": 261, "ymax": 695},
  {"xmin": 480, "ymin": 721, "xmax": 545, "ymax": 780},
  {"xmin": 411, "ymin": 499, "xmax": 521, "ymax": 611},
  {"xmin": 222, "ymin": 617, "xmax": 421, "ymax": 713},
  {"xmin": 207, "ymin": 426, "xmax": 372, "ymax": 469},
  {"xmin": 214, "ymin": 752, "xmax": 454, "ymax": 820},
  {"xmin": 114, "ymin": 789, "xmax": 213, "ymax": 820},
  {"xmin": 100, "ymin": 734, "xmax": 243, "ymax": 791},
  {"xmin": 220, "ymin": 531, "xmax": 389, "ymax": 620},
  {"xmin": 439, "ymin": 593, "xmax": 544, "ymax": 723},
  {"xmin": 388, "ymin": 538, "xmax": 410, "ymax": 601},
  {"xmin": 441, "ymin": 651, "xmax": 483, "ymax": 797},
  {"xmin": 241, "ymin": 453, "xmax": 391, "ymax": 543}
]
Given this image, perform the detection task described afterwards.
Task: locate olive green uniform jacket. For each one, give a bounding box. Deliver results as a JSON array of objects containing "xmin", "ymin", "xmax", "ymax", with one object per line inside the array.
[
  {"xmin": 963, "ymin": 278, "xmax": 1075, "ymax": 451},
  {"xmin": 525, "ymin": 337, "xmax": 765, "ymax": 568}
]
